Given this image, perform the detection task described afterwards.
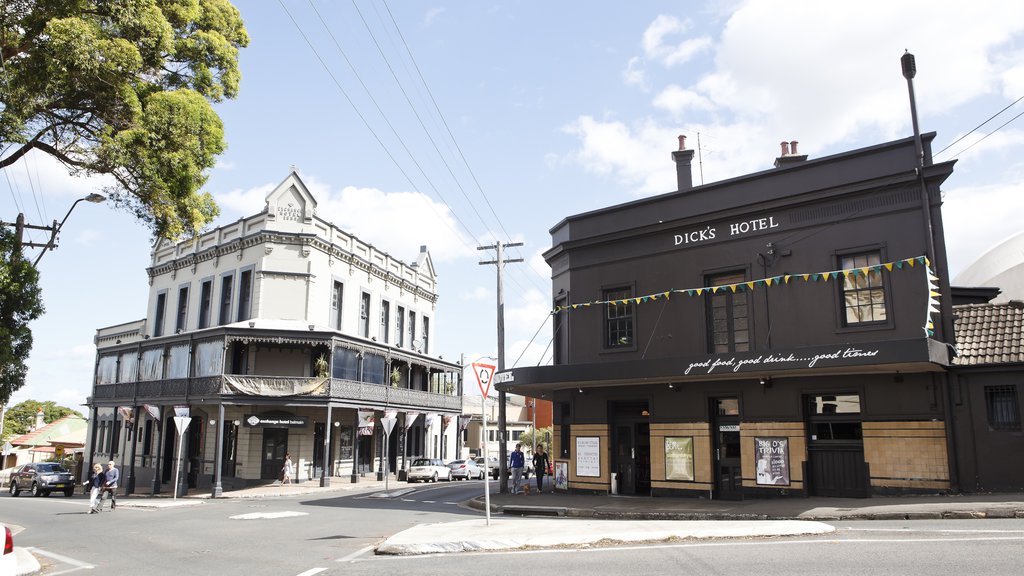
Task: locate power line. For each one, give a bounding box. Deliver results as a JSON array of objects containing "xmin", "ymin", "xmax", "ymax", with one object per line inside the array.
[
  {"xmin": 935, "ymin": 95, "xmax": 1024, "ymax": 158},
  {"xmin": 947, "ymin": 106, "xmax": 1024, "ymax": 159}
]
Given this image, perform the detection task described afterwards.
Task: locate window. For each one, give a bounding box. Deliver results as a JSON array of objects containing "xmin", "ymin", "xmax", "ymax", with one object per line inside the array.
[
  {"xmin": 175, "ymin": 286, "xmax": 189, "ymax": 333},
  {"xmin": 422, "ymin": 317, "xmax": 430, "ymax": 355},
  {"xmin": 603, "ymin": 287, "xmax": 634, "ymax": 348},
  {"xmin": 153, "ymin": 292, "xmax": 167, "ymax": 337},
  {"xmin": 198, "ymin": 280, "xmax": 212, "ymax": 329},
  {"xmin": 511, "ymin": 430, "xmax": 522, "ymax": 441},
  {"xmin": 331, "ymin": 281, "xmax": 343, "ymax": 330},
  {"xmin": 360, "ymin": 292, "xmax": 371, "ymax": 337},
  {"xmin": 237, "ymin": 269, "xmax": 253, "ymax": 322},
  {"xmin": 218, "ymin": 273, "xmax": 234, "ymax": 325},
  {"xmin": 554, "ymin": 295, "xmax": 567, "ymax": 364},
  {"xmin": 380, "ymin": 301, "xmax": 390, "ymax": 343},
  {"xmin": 707, "ymin": 272, "xmax": 749, "ymax": 353},
  {"xmin": 810, "ymin": 394, "xmax": 861, "ymax": 415},
  {"xmin": 985, "ymin": 385, "xmax": 1020, "ymax": 431},
  {"xmin": 840, "ymin": 251, "xmax": 886, "ymax": 325},
  {"xmin": 396, "ymin": 306, "xmax": 405, "ymax": 347},
  {"xmin": 408, "ymin": 311, "xmax": 417, "ymax": 350}
]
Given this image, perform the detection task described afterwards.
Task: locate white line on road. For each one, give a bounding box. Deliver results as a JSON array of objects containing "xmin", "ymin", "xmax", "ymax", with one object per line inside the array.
[
  {"xmin": 24, "ymin": 547, "xmax": 95, "ymax": 573},
  {"xmin": 337, "ymin": 545, "xmax": 375, "ymax": 563},
  {"xmin": 230, "ymin": 511, "xmax": 309, "ymax": 520},
  {"xmin": 294, "ymin": 568, "xmax": 327, "ymax": 576},
  {"xmin": 840, "ymin": 527, "xmax": 1024, "ymax": 533}
]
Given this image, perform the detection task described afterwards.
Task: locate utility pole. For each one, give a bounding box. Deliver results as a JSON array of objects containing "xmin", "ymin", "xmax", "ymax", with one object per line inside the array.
[
  {"xmin": 478, "ymin": 241, "xmax": 523, "ymax": 493},
  {"xmin": 3, "ymin": 213, "xmax": 54, "ymax": 260}
]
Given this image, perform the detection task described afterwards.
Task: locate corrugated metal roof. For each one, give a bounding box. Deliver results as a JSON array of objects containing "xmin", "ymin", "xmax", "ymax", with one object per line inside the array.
[{"xmin": 953, "ymin": 301, "xmax": 1024, "ymax": 366}]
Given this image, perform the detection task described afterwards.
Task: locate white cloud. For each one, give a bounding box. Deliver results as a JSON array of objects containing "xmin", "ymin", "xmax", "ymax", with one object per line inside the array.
[
  {"xmin": 642, "ymin": 15, "xmax": 711, "ymax": 67},
  {"xmin": 423, "ymin": 7, "xmax": 445, "ymax": 27},
  {"xmin": 623, "ymin": 56, "xmax": 648, "ymax": 89},
  {"xmin": 942, "ymin": 180, "xmax": 1024, "ymax": 276},
  {"xmin": 653, "ymin": 85, "xmax": 715, "ymax": 115},
  {"xmin": 460, "ymin": 286, "xmax": 491, "ymax": 301}
]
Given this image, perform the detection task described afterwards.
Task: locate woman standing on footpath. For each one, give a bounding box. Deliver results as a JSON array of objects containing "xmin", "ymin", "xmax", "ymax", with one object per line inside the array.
[
  {"xmin": 282, "ymin": 453, "xmax": 293, "ymax": 484},
  {"xmin": 533, "ymin": 446, "xmax": 551, "ymax": 493},
  {"xmin": 87, "ymin": 463, "xmax": 105, "ymax": 514}
]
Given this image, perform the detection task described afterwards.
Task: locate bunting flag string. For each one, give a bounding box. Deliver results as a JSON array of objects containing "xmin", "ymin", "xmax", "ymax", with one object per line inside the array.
[{"xmin": 552, "ymin": 255, "xmax": 938, "ymax": 336}]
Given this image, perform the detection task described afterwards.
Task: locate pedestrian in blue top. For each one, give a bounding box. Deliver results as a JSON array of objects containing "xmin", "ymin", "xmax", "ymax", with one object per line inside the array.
[
  {"xmin": 509, "ymin": 444, "xmax": 525, "ymax": 494},
  {"xmin": 101, "ymin": 460, "xmax": 119, "ymax": 510}
]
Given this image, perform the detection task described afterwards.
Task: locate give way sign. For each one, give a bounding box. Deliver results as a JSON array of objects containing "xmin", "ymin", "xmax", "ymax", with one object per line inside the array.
[{"xmin": 471, "ymin": 362, "xmax": 497, "ymax": 397}]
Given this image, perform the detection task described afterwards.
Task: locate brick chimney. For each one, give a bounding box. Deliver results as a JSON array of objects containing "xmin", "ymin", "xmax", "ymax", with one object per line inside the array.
[
  {"xmin": 774, "ymin": 139, "xmax": 808, "ymax": 168},
  {"xmin": 35, "ymin": 407, "xmax": 45, "ymax": 430},
  {"xmin": 672, "ymin": 135, "xmax": 696, "ymax": 191}
]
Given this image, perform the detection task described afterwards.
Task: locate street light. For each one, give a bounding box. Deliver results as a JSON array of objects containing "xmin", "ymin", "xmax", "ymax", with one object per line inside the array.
[{"xmin": 33, "ymin": 192, "xmax": 106, "ymax": 267}]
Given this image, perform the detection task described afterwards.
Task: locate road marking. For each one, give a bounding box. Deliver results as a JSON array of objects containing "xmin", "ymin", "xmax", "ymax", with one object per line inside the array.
[
  {"xmin": 24, "ymin": 547, "xmax": 95, "ymax": 573},
  {"xmin": 230, "ymin": 511, "xmax": 309, "ymax": 520},
  {"xmin": 337, "ymin": 545, "xmax": 375, "ymax": 563},
  {"xmin": 294, "ymin": 568, "xmax": 327, "ymax": 576},
  {"xmin": 422, "ymin": 500, "xmax": 436, "ymax": 503},
  {"xmin": 841, "ymin": 527, "xmax": 1024, "ymax": 534}
]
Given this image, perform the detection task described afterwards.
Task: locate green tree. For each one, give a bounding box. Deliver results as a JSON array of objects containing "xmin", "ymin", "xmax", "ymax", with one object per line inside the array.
[
  {"xmin": 520, "ymin": 426, "xmax": 552, "ymax": 454},
  {"xmin": 2, "ymin": 399, "xmax": 82, "ymax": 440},
  {"xmin": 0, "ymin": 227, "xmax": 43, "ymax": 405},
  {"xmin": 0, "ymin": 0, "xmax": 249, "ymax": 240}
]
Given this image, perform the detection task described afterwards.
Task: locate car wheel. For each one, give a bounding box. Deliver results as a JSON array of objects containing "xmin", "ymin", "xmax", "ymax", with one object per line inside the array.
[
  {"xmin": 65, "ymin": 488, "xmax": 75, "ymax": 497},
  {"xmin": 9, "ymin": 482, "xmax": 18, "ymax": 497},
  {"xmin": 31, "ymin": 482, "xmax": 42, "ymax": 497},
  {"xmin": 431, "ymin": 472, "xmax": 437, "ymax": 483},
  {"xmin": 446, "ymin": 472, "xmax": 452, "ymax": 482}
]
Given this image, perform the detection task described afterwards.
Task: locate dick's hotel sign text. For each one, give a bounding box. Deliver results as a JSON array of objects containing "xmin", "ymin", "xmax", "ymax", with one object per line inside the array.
[{"xmin": 674, "ymin": 215, "xmax": 781, "ymax": 247}]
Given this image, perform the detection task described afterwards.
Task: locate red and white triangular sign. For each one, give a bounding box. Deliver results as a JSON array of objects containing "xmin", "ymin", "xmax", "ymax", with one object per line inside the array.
[{"xmin": 471, "ymin": 362, "xmax": 497, "ymax": 397}]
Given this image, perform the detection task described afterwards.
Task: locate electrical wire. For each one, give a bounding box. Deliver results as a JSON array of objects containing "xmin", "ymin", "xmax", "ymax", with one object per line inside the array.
[
  {"xmin": 934, "ymin": 95, "xmax": 1024, "ymax": 158},
  {"xmin": 946, "ymin": 107, "xmax": 1024, "ymax": 159}
]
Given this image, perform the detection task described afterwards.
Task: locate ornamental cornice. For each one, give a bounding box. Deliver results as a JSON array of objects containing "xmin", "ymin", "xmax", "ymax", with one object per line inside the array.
[{"xmin": 146, "ymin": 230, "xmax": 439, "ymax": 304}]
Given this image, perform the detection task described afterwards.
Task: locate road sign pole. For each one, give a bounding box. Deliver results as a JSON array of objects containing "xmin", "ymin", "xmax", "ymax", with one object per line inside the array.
[{"xmin": 482, "ymin": 393, "xmax": 490, "ymax": 526}]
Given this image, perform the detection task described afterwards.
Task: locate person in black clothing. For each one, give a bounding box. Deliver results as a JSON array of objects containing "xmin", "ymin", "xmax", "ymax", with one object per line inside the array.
[
  {"xmin": 532, "ymin": 446, "xmax": 551, "ymax": 493},
  {"xmin": 87, "ymin": 464, "xmax": 105, "ymax": 514}
]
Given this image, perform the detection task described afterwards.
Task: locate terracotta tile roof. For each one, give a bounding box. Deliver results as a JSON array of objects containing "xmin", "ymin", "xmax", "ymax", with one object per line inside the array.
[
  {"xmin": 953, "ymin": 301, "xmax": 1024, "ymax": 366},
  {"xmin": 9, "ymin": 415, "xmax": 88, "ymax": 447}
]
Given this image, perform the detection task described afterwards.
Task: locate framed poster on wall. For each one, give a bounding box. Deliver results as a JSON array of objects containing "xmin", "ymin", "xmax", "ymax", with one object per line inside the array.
[
  {"xmin": 754, "ymin": 436, "xmax": 790, "ymax": 486},
  {"xmin": 554, "ymin": 461, "xmax": 568, "ymax": 490},
  {"xmin": 664, "ymin": 436, "xmax": 694, "ymax": 481},
  {"xmin": 575, "ymin": 436, "xmax": 600, "ymax": 477}
]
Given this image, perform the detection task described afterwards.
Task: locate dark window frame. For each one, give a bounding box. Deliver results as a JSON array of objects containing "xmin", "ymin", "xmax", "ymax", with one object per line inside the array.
[
  {"xmin": 153, "ymin": 290, "xmax": 168, "ymax": 337},
  {"xmin": 218, "ymin": 272, "xmax": 235, "ymax": 326},
  {"xmin": 175, "ymin": 284, "xmax": 189, "ymax": 333},
  {"xmin": 198, "ymin": 278, "xmax": 213, "ymax": 329},
  {"xmin": 237, "ymin": 267, "xmax": 254, "ymax": 322},
  {"xmin": 380, "ymin": 300, "xmax": 390, "ymax": 343},
  {"xmin": 985, "ymin": 385, "xmax": 1021, "ymax": 431},
  {"xmin": 705, "ymin": 270, "xmax": 750, "ymax": 354},
  {"xmin": 836, "ymin": 247, "xmax": 894, "ymax": 330},
  {"xmin": 330, "ymin": 280, "xmax": 344, "ymax": 330},
  {"xmin": 602, "ymin": 285, "xmax": 635, "ymax": 350},
  {"xmin": 360, "ymin": 291, "xmax": 371, "ymax": 338}
]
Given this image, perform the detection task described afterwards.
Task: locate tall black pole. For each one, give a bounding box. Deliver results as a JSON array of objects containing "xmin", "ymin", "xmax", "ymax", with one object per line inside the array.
[{"xmin": 902, "ymin": 50, "xmax": 959, "ymax": 491}]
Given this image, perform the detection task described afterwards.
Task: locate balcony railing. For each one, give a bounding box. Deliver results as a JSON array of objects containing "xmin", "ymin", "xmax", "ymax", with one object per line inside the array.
[{"xmin": 91, "ymin": 375, "xmax": 460, "ymax": 411}]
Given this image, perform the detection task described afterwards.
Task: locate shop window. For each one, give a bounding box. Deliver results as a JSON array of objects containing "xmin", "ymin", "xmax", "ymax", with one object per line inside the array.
[
  {"xmin": 810, "ymin": 394, "xmax": 861, "ymax": 415},
  {"xmin": 706, "ymin": 271, "xmax": 749, "ymax": 353},
  {"xmin": 810, "ymin": 422, "xmax": 863, "ymax": 441},
  {"xmin": 603, "ymin": 287, "xmax": 634, "ymax": 348},
  {"xmin": 985, "ymin": 385, "xmax": 1020, "ymax": 431},
  {"xmin": 840, "ymin": 251, "xmax": 887, "ymax": 325}
]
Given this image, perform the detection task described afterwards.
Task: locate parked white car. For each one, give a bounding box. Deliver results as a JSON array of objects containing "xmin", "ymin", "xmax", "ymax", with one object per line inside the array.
[
  {"xmin": 448, "ymin": 459, "xmax": 484, "ymax": 480},
  {"xmin": 474, "ymin": 456, "xmax": 499, "ymax": 480},
  {"xmin": 407, "ymin": 458, "xmax": 452, "ymax": 483}
]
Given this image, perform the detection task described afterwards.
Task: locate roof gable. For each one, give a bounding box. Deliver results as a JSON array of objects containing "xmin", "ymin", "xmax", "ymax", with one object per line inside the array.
[
  {"xmin": 265, "ymin": 170, "xmax": 317, "ymax": 231},
  {"xmin": 10, "ymin": 415, "xmax": 88, "ymax": 447}
]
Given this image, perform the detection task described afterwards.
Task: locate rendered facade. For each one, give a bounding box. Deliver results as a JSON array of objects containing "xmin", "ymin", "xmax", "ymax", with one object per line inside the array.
[{"xmin": 85, "ymin": 172, "xmax": 462, "ymax": 495}]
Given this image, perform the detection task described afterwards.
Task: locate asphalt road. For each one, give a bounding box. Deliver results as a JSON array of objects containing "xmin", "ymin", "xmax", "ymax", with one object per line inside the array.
[{"xmin": 4, "ymin": 483, "xmax": 1023, "ymax": 576}]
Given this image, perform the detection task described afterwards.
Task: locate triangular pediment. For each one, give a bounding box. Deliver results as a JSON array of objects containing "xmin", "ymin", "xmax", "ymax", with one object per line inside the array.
[
  {"xmin": 265, "ymin": 170, "xmax": 317, "ymax": 228},
  {"xmin": 413, "ymin": 245, "xmax": 437, "ymax": 280}
]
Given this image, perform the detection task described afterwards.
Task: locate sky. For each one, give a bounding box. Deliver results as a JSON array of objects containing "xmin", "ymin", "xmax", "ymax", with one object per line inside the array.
[{"xmin": 5, "ymin": 0, "xmax": 1024, "ymax": 412}]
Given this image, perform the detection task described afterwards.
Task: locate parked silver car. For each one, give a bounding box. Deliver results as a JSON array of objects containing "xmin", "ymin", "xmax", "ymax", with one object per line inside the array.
[
  {"xmin": 474, "ymin": 456, "xmax": 499, "ymax": 479},
  {"xmin": 8, "ymin": 462, "xmax": 76, "ymax": 497},
  {"xmin": 448, "ymin": 459, "xmax": 483, "ymax": 480}
]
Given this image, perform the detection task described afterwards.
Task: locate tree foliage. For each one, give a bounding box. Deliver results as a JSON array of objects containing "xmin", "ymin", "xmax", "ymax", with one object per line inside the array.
[
  {"xmin": 0, "ymin": 0, "xmax": 249, "ymax": 240},
  {"xmin": 0, "ymin": 227, "xmax": 43, "ymax": 405},
  {"xmin": 520, "ymin": 426, "xmax": 552, "ymax": 454},
  {"xmin": 2, "ymin": 399, "xmax": 82, "ymax": 440}
]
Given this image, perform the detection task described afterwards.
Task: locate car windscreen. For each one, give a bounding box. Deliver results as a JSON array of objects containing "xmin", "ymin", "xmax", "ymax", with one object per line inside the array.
[
  {"xmin": 37, "ymin": 463, "xmax": 68, "ymax": 473},
  {"xmin": 412, "ymin": 459, "xmax": 431, "ymax": 466}
]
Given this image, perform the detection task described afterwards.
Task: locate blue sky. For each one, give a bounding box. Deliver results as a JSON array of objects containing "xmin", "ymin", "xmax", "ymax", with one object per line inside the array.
[{"xmin": 6, "ymin": 0, "xmax": 1024, "ymax": 411}]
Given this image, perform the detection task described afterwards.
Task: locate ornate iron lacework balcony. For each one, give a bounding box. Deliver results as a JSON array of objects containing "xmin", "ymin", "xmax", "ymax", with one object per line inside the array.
[{"xmin": 91, "ymin": 376, "xmax": 461, "ymax": 411}]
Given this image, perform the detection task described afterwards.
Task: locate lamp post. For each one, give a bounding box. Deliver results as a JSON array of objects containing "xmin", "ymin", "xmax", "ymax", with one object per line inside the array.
[{"xmin": 33, "ymin": 193, "xmax": 106, "ymax": 267}]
